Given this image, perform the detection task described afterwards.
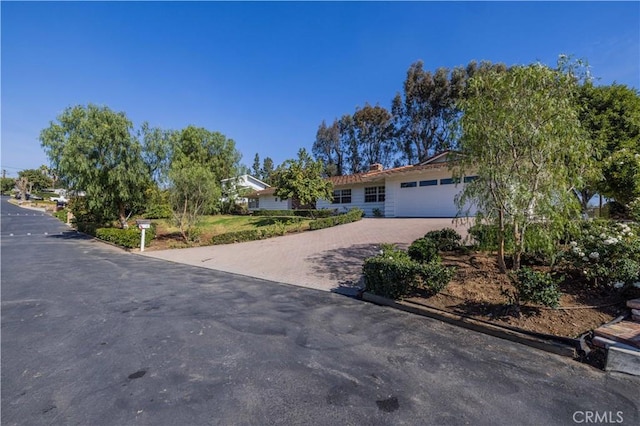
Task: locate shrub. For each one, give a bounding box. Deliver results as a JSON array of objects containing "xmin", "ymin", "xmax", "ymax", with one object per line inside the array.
[
  {"xmin": 424, "ymin": 228, "xmax": 462, "ymax": 251},
  {"xmin": 211, "ymin": 229, "xmax": 264, "ymax": 245},
  {"xmin": 363, "ymin": 244, "xmax": 454, "ymax": 299},
  {"xmin": 95, "ymin": 226, "xmax": 156, "ymax": 248},
  {"xmin": 309, "ymin": 208, "xmax": 363, "ymax": 230},
  {"xmin": 76, "ymin": 222, "xmax": 100, "ymax": 236},
  {"xmin": 144, "ymin": 203, "xmax": 172, "ymax": 219},
  {"xmin": 372, "ymin": 208, "xmax": 384, "ymax": 218},
  {"xmin": 252, "ymin": 209, "xmax": 333, "ymax": 218},
  {"xmin": 53, "ymin": 209, "xmax": 67, "ymax": 222},
  {"xmin": 468, "ymin": 222, "xmax": 560, "ymax": 265},
  {"xmin": 503, "ymin": 267, "xmax": 561, "ymax": 309},
  {"xmin": 566, "ymin": 220, "xmax": 640, "ymax": 289},
  {"xmin": 408, "ymin": 237, "xmax": 439, "ymax": 263},
  {"xmin": 468, "ymin": 223, "xmax": 510, "ymax": 251}
]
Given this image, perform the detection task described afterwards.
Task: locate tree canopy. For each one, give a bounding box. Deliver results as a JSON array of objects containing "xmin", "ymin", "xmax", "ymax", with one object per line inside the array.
[
  {"xmin": 274, "ymin": 148, "xmax": 333, "ymax": 210},
  {"xmin": 454, "ymin": 61, "xmax": 592, "ymax": 271},
  {"xmin": 40, "ymin": 104, "xmax": 150, "ymax": 227},
  {"xmin": 577, "ymin": 82, "xmax": 640, "ymax": 211},
  {"xmin": 17, "ymin": 168, "xmax": 53, "ymax": 192}
]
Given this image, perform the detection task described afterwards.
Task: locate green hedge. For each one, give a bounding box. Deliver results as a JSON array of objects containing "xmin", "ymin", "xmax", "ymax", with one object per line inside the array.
[
  {"xmin": 252, "ymin": 209, "xmax": 334, "ymax": 218},
  {"xmin": 363, "ymin": 253, "xmax": 454, "ymax": 299},
  {"xmin": 309, "ymin": 208, "xmax": 364, "ymax": 230},
  {"xmin": 95, "ymin": 226, "xmax": 156, "ymax": 248},
  {"xmin": 363, "ymin": 244, "xmax": 454, "ymax": 299},
  {"xmin": 424, "ymin": 228, "xmax": 462, "ymax": 251},
  {"xmin": 211, "ymin": 229, "xmax": 266, "ymax": 245}
]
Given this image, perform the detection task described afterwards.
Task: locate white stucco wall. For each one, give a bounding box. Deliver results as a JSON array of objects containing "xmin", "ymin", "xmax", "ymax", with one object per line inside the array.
[
  {"xmin": 256, "ymin": 195, "xmax": 292, "ymax": 210},
  {"xmin": 316, "ymin": 183, "xmax": 385, "ymax": 217}
]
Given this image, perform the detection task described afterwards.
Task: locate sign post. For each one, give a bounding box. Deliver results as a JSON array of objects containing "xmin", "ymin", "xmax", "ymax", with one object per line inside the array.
[{"xmin": 136, "ymin": 219, "xmax": 152, "ymax": 252}]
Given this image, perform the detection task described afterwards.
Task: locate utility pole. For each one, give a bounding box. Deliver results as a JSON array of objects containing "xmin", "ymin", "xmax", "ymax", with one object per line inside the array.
[{"xmin": 2, "ymin": 169, "xmax": 6, "ymax": 179}]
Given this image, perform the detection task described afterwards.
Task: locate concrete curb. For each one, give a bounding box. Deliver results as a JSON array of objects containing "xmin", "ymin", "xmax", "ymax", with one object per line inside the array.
[{"xmin": 362, "ymin": 292, "xmax": 579, "ymax": 358}]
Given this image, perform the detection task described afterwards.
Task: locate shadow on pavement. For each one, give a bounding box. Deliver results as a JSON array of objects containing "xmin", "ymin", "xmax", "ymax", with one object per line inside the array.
[
  {"xmin": 46, "ymin": 231, "xmax": 94, "ymax": 241},
  {"xmin": 308, "ymin": 243, "xmax": 408, "ymax": 297}
]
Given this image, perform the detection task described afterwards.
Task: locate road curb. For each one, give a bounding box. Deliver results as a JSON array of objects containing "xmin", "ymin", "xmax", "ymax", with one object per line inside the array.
[{"xmin": 362, "ymin": 292, "xmax": 579, "ymax": 358}]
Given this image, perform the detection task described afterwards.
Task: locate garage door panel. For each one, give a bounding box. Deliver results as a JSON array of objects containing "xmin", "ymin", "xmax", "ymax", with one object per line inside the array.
[{"xmin": 395, "ymin": 184, "xmax": 460, "ymax": 217}]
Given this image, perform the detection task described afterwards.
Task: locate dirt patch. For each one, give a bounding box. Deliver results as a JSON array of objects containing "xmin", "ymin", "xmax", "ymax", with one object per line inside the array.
[{"xmin": 405, "ymin": 252, "xmax": 637, "ymax": 338}]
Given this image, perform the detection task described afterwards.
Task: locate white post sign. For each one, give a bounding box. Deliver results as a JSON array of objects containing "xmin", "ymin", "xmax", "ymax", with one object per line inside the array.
[{"xmin": 136, "ymin": 220, "xmax": 151, "ymax": 252}]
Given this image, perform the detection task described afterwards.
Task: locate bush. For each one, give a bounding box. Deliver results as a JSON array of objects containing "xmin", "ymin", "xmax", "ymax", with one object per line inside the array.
[
  {"xmin": 468, "ymin": 223, "xmax": 510, "ymax": 251},
  {"xmin": 566, "ymin": 220, "xmax": 640, "ymax": 289},
  {"xmin": 76, "ymin": 222, "xmax": 100, "ymax": 236},
  {"xmin": 309, "ymin": 208, "xmax": 364, "ymax": 230},
  {"xmin": 372, "ymin": 208, "xmax": 384, "ymax": 218},
  {"xmin": 408, "ymin": 238, "xmax": 439, "ymax": 263},
  {"xmin": 363, "ymin": 244, "xmax": 454, "ymax": 299},
  {"xmin": 503, "ymin": 267, "xmax": 561, "ymax": 309},
  {"xmin": 424, "ymin": 228, "xmax": 462, "ymax": 251},
  {"xmin": 144, "ymin": 203, "xmax": 172, "ymax": 219},
  {"xmin": 53, "ymin": 209, "xmax": 67, "ymax": 222},
  {"xmin": 211, "ymin": 229, "xmax": 265, "ymax": 245},
  {"xmin": 95, "ymin": 225, "xmax": 156, "ymax": 248},
  {"xmin": 252, "ymin": 209, "xmax": 333, "ymax": 218}
]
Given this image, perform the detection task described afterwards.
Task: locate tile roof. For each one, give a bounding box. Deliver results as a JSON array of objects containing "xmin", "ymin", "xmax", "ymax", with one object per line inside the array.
[{"xmin": 248, "ymin": 151, "xmax": 457, "ymax": 196}]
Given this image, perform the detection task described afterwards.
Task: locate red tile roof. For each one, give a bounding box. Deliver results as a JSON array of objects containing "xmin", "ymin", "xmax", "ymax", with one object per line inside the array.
[{"xmin": 248, "ymin": 151, "xmax": 458, "ymax": 196}]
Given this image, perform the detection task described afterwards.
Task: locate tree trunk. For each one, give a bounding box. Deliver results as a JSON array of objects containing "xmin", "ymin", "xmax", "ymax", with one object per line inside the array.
[
  {"xmin": 497, "ymin": 208, "xmax": 507, "ymax": 273},
  {"xmin": 513, "ymin": 222, "xmax": 522, "ymax": 270},
  {"xmin": 599, "ymin": 194, "xmax": 603, "ymax": 217},
  {"xmin": 118, "ymin": 204, "xmax": 129, "ymax": 229}
]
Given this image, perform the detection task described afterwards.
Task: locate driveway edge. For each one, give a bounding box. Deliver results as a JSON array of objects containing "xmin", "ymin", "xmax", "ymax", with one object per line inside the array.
[{"xmin": 362, "ymin": 292, "xmax": 579, "ymax": 358}]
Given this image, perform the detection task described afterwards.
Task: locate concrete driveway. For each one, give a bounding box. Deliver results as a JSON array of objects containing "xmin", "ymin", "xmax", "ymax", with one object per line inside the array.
[{"xmin": 143, "ymin": 218, "xmax": 471, "ymax": 293}]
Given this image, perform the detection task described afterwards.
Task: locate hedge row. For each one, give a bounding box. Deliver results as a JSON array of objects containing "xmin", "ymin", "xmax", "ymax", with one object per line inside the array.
[
  {"xmin": 308, "ymin": 208, "xmax": 364, "ymax": 230},
  {"xmin": 252, "ymin": 209, "xmax": 334, "ymax": 218},
  {"xmin": 363, "ymin": 247, "xmax": 454, "ymax": 299},
  {"xmin": 95, "ymin": 226, "xmax": 156, "ymax": 248},
  {"xmin": 210, "ymin": 225, "xmax": 288, "ymax": 245}
]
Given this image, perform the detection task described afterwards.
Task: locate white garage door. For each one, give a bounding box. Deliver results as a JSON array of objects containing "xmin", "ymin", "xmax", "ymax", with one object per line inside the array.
[{"xmin": 394, "ymin": 180, "xmax": 461, "ymax": 217}]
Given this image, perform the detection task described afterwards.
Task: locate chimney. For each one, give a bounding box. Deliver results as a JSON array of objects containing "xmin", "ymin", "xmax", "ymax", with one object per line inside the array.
[{"xmin": 369, "ymin": 163, "xmax": 383, "ymax": 172}]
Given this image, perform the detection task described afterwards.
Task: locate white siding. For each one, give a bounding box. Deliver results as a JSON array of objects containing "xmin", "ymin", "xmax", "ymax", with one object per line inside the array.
[
  {"xmin": 385, "ymin": 170, "xmax": 476, "ymax": 218},
  {"xmin": 258, "ymin": 196, "xmax": 292, "ymax": 210},
  {"xmin": 317, "ymin": 184, "xmax": 386, "ymax": 217}
]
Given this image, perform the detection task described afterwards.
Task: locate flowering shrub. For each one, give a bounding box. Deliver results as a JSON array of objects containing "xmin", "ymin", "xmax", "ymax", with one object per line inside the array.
[{"xmin": 566, "ymin": 220, "xmax": 640, "ymax": 289}]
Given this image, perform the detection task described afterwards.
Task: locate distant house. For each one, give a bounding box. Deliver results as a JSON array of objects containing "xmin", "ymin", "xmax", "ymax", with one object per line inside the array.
[
  {"xmin": 220, "ymin": 174, "xmax": 270, "ymax": 205},
  {"xmin": 249, "ymin": 151, "xmax": 477, "ymax": 217},
  {"xmin": 246, "ymin": 187, "xmax": 293, "ymax": 210}
]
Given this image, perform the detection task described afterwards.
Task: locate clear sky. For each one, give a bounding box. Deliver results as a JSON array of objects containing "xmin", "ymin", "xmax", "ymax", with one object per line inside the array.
[{"xmin": 2, "ymin": 1, "xmax": 639, "ymax": 177}]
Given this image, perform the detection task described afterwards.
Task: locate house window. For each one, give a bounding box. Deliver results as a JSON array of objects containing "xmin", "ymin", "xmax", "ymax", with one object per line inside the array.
[
  {"xmin": 440, "ymin": 178, "xmax": 460, "ymax": 185},
  {"xmin": 332, "ymin": 189, "xmax": 352, "ymax": 204},
  {"xmin": 419, "ymin": 179, "xmax": 438, "ymax": 187},
  {"xmin": 400, "ymin": 182, "xmax": 417, "ymax": 188},
  {"xmin": 248, "ymin": 198, "xmax": 259, "ymax": 209},
  {"xmin": 464, "ymin": 176, "xmax": 478, "ymax": 183},
  {"xmin": 365, "ymin": 186, "xmax": 385, "ymax": 203}
]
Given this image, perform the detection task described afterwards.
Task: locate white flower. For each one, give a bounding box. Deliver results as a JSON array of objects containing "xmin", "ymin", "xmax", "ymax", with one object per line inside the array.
[
  {"xmin": 582, "ymin": 256, "xmax": 589, "ymax": 262},
  {"xmin": 570, "ymin": 241, "xmax": 578, "ymax": 247},
  {"xmin": 629, "ymin": 232, "xmax": 634, "ymax": 237},
  {"xmin": 589, "ymin": 252, "xmax": 600, "ymax": 260},
  {"xmin": 600, "ymin": 233, "xmax": 607, "ymax": 239}
]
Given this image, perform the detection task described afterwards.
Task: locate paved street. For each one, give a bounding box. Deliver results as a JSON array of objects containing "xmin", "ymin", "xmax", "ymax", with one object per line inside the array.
[
  {"xmin": 1, "ymin": 197, "xmax": 639, "ymax": 425},
  {"xmin": 144, "ymin": 217, "xmax": 471, "ymax": 292}
]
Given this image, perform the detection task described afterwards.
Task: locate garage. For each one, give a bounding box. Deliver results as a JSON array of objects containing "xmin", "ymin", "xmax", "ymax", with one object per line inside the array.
[{"xmin": 391, "ymin": 177, "xmax": 463, "ymax": 218}]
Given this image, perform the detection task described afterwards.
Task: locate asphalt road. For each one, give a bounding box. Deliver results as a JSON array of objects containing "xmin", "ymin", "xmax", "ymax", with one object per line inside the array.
[{"xmin": 1, "ymin": 196, "xmax": 638, "ymax": 425}]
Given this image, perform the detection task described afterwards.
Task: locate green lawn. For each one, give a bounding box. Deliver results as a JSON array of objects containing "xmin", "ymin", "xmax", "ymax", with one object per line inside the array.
[{"xmin": 155, "ymin": 214, "xmax": 312, "ymax": 240}]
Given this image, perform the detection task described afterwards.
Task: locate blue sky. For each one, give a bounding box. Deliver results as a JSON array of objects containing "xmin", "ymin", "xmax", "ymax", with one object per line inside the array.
[{"xmin": 2, "ymin": 1, "xmax": 639, "ymax": 177}]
